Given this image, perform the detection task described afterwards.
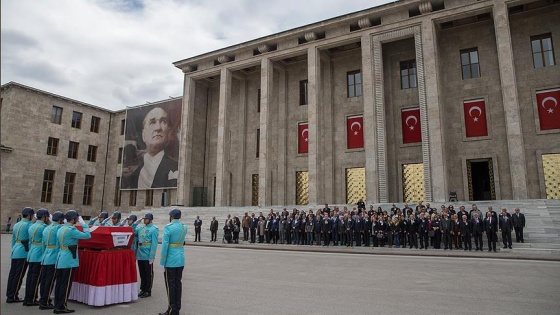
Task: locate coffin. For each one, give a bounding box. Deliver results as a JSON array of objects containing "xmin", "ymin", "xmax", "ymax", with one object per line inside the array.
[{"xmin": 75, "ymin": 225, "xmax": 134, "ymax": 249}]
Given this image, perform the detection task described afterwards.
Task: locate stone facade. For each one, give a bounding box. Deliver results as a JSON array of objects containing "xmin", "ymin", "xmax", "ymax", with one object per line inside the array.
[{"xmin": 1, "ymin": 0, "xmax": 559, "ymax": 217}]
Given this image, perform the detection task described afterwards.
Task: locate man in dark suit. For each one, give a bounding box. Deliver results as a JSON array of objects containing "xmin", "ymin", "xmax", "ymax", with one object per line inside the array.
[
  {"xmin": 407, "ymin": 215, "xmax": 418, "ymax": 249},
  {"xmin": 418, "ymin": 214, "xmax": 429, "ymax": 250},
  {"xmin": 124, "ymin": 107, "xmax": 178, "ymax": 189},
  {"xmin": 441, "ymin": 213, "xmax": 452, "ymax": 250},
  {"xmin": 193, "ymin": 216, "xmax": 202, "ymax": 242},
  {"xmin": 484, "ymin": 211, "xmax": 498, "ymax": 252},
  {"xmin": 512, "ymin": 208, "xmax": 526, "ymax": 243},
  {"xmin": 353, "ymin": 214, "xmax": 363, "ymax": 247},
  {"xmin": 210, "ymin": 217, "xmax": 219, "ymax": 242},
  {"xmin": 344, "ymin": 214, "xmax": 354, "ymax": 247},
  {"xmin": 471, "ymin": 213, "xmax": 484, "ymax": 251},
  {"xmin": 499, "ymin": 208, "xmax": 513, "ymax": 249},
  {"xmin": 321, "ymin": 214, "xmax": 332, "ymax": 246},
  {"xmin": 460, "ymin": 215, "xmax": 472, "ymax": 251}
]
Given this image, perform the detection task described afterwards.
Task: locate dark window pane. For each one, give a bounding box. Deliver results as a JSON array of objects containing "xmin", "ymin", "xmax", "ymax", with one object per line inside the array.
[
  {"xmin": 402, "ymin": 76, "xmax": 409, "ymax": 89},
  {"xmin": 461, "ymin": 53, "xmax": 470, "ymax": 65},
  {"xmin": 348, "ymin": 86, "xmax": 355, "ymax": 98},
  {"xmin": 544, "ymin": 50, "xmax": 555, "ymax": 67},
  {"xmin": 462, "ymin": 65, "xmax": 471, "ymax": 79},
  {"xmin": 355, "ymin": 73, "xmax": 361, "ymax": 84},
  {"xmin": 541, "ymin": 38, "xmax": 552, "ymax": 51},
  {"xmin": 470, "ymin": 51, "xmax": 478, "ymax": 64},
  {"xmin": 348, "ymin": 74, "xmax": 354, "ymax": 85},
  {"xmin": 471, "ymin": 64, "xmax": 480, "ymax": 78},
  {"xmin": 533, "ymin": 53, "xmax": 544, "ymax": 68},
  {"xmin": 410, "ymin": 75, "xmax": 417, "ymax": 88},
  {"xmin": 355, "ymin": 83, "xmax": 362, "ymax": 97},
  {"xmin": 531, "ymin": 40, "xmax": 542, "ymax": 53}
]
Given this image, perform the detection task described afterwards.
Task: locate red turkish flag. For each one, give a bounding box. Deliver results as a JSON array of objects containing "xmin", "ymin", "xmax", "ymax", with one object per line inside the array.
[
  {"xmin": 347, "ymin": 115, "xmax": 364, "ymax": 149},
  {"xmin": 463, "ymin": 99, "xmax": 489, "ymax": 138},
  {"xmin": 401, "ymin": 108, "xmax": 421, "ymax": 144},
  {"xmin": 298, "ymin": 122, "xmax": 308, "ymax": 154},
  {"xmin": 536, "ymin": 88, "xmax": 560, "ymax": 130}
]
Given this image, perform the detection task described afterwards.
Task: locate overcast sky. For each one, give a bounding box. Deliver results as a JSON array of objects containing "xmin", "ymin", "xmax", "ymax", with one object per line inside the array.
[{"xmin": 1, "ymin": 0, "xmax": 392, "ymax": 111}]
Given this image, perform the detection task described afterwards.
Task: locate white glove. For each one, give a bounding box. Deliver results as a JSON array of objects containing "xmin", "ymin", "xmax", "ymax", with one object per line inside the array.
[
  {"xmin": 149, "ymin": 259, "xmax": 154, "ymax": 265},
  {"xmin": 49, "ymin": 214, "xmax": 53, "ymax": 221},
  {"xmin": 91, "ymin": 216, "xmax": 98, "ymax": 221},
  {"xmin": 102, "ymin": 218, "xmax": 110, "ymax": 224},
  {"xmin": 160, "ymin": 265, "xmax": 165, "ymax": 272},
  {"xmin": 121, "ymin": 219, "xmax": 127, "ymax": 225},
  {"xmin": 135, "ymin": 219, "xmax": 143, "ymax": 225},
  {"xmin": 78, "ymin": 216, "xmax": 86, "ymax": 225}
]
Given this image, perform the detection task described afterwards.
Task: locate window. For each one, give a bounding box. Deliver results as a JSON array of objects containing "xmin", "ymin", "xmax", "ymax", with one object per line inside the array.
[
  {"xmin": 347, "ymin": 70, "xmax": 362, "ymax": 98},
  {"xmin": 118, "ymin": 147, "xmax": 123, "ymax": 164},
  {"xmin": 68, "ymin": 141, "xmax": 79, "ymax": 159},
  {"xmin": 531, "ymin": 33, "xmax": 555, "ymax": 68},
  {"xmin": 299, "ymin": 80, "xmax": 308, "ymax": 105},
  {"xmin": 41, "ymin": 170, "xmax": 55, "ymax": 202},
  {"xmin": 257, "ymin": 89, "xmax": 261, "ymax": 113},
  {"xmin": 114, "ymin": 177, "xmax": 121, "ymax": 206},
  {"xmin": 63, "ymin": 172, "xmax": 76, "ymax": 204},
  {"xmin": 71, "ymin": 111, "xmax": 82, "ymax": 129},
  {"xmin": 145, "ymin": 190, "xmax": 154, "ymax": 206},
  {"xmin": 256, "ymin": 129, "xmax": 260, "ymax": 158},
  {"xmin": 129, "ymin": 190, "xmax": 137, "ymax": 206},
  {"xmin": 460, "ymin": 48, "xmax": 480, "ymax": 79},
  {"xmin": 51, "ymin": 106, "xmax": 63, "ymax": 124},
  {"xmin": 47, "ymin": 137, "xmax": 59, "ymax": 156},
  {"xmin": 120, "ymin": 119, "xmax": 125, "ymax": 135},
  {"xmin": 400, "ymin": 60, "xmax": 417, "ymax": 89},
  {"xmin": 90, "ymin": 116, "xmax": 100, "ymax": 133},
  {"xmin": 68, "ymin": 141, "xmax": 80, "ymax": 159},
  {"xmin": 87, "ymin": 145, "xmax": 97, "ymax": 162},
  {"xmin": 83, "ymin": 175, "xmax": 94, "ymax": 205}
]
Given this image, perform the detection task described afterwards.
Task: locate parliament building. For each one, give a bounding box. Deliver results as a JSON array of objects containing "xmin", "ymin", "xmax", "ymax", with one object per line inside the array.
[{"xmin": 1, "ymin": 0, "xmax": 559, "ymax": 220}]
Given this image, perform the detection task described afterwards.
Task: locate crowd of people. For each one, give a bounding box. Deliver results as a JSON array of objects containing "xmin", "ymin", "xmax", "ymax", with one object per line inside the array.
[{"xmin": 212, "ymin": 202, "xmax": 527, "ymax": 252}]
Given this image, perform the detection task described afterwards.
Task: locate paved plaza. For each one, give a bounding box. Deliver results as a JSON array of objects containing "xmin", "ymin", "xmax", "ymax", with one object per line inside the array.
[{"xmin": 2, "ymin": 234, "xmax": 560, "ymax": 315}]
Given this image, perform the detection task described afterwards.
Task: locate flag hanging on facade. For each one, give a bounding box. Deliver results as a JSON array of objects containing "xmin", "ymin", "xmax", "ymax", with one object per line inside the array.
[
  {"xmin": 536, "ymin": 88, "xmax": 560, "ymax": 131},
  {"xmin": 298, "ymin": 122, "xmax": 308, "ymax": 154},
  {"xmin": 346, "ymin": 115, "xmax": 364, "ymax": 149},
  {"xmin": 401, "ymin": 108, "xmax": 421, "ymax": 144},
  {"xmin": 463, "ymin": 99, "xmax": 489, "ymax": 138}
]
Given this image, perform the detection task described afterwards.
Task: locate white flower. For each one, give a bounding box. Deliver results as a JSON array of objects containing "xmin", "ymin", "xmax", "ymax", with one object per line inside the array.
[{"xmin": 168, "ymin": 170, "xmax": 179, "ymax": 180}]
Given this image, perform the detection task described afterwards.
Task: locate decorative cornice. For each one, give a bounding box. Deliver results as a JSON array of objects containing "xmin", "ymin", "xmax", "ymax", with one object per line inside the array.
[
  {"xmin": 304, "ymin": 31, "xmax": 317, "ymax": 42},
  {"xmin": 217, "ymin": 55, "xmax": 232, "ymax": 64},
  {"xmin": 358, "ymin": 17, "xmax": 372, "ymax": 29},
  {"xmin": 257, "ymin": 44, "xmax": 271, "ymax": 53},
  {"xmin": 419, "ymin": 1, "xmax": 433, "ymax": 14}
]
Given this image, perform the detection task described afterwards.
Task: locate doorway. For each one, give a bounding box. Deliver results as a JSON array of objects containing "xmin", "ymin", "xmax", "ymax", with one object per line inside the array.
[{"xmin": 467, "ymin": 159, "xmax": 496, "ymax": 201}]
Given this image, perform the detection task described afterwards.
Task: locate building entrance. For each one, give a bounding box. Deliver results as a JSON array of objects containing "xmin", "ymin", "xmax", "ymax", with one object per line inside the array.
[{"xmin": 467, "ymin": 159, "xmax": 496, "ymax": 201}]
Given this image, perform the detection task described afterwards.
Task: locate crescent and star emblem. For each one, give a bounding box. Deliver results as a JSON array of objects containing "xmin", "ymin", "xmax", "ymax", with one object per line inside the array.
[
  {"xmin": 350, "ymin": 121, "xmax": 362, "ymax": 135},
  {"xmin": 468, "ymin": 106, "xmax": 482, "ymax": 122},
  {"xmin": 301, "ymin": 128, "xmax": 308, "ymax": 142},
  {"xmin": 541, "ymin": 96, "xmax": 558, "ymax": 114},
  {"xmin": 405, "ymin": 115, "xmax": 418, "ymax": 131}
]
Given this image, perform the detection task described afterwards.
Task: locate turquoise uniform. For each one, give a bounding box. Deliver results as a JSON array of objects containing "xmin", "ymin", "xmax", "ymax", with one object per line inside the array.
[
  {"xmin": 55, "ymin": 223, "xmax": 91, "ymax": 269},
  {"xmin": 126, "ymin": 222, "xmax": 140, "ymax": 251},
  {"xmin": 88, "ymin": 218, "xmax": 102, "ymax": 226},
  {"xmin": 27, "ymin": 221, "xmax": 47, "ymax": 263},
  {"xmin": 11, "ymin": 218, "xmax": 32, "ymax": 259},
  {"xmin": 160, "ymin": 220, "xmax": 187, "ymax": 267},
  {"xmin": 41, "ymin": 222, "xmax": 62, "ymax": 265},
  {"xmin": 136, "ymin": 223, "xmax": 159, "ymax": 260}
]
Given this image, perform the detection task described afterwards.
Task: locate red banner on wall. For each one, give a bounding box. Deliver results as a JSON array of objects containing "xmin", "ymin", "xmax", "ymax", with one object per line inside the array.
[
  {"xmin": 463, "ymin": 99, "xmax": 489, "ymax": 138},
  {"xmin": 401, "ymin": 108, "xmax": 421, "ymax": 144},
  {"xmin": 298, "ymin": 122, "xmax": 308, "ymax": 154},
  {"xmin": 346, "ymin": 115, "xmax": 364, "ymax": 149},
  {"xmin": 536, "ymin": 88, "xmax": 560, "ymax": 130}
]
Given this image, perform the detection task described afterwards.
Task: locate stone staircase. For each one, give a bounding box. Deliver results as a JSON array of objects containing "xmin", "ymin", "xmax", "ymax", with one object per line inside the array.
[{"xmin": 123, "ymin": 199, "xmax": 560, "ymax": 255}]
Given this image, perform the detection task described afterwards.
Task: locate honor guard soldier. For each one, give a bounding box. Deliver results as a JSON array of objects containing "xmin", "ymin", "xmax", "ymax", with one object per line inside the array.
[
  {"xmin": 88, "ymin": 211, "xmax": 108, "ymax": 226},
  {"xmin": 39, "ymin": 211, "xmax": 64, "ymax": 310},
  {"xmin": 23, "ymin": 208, "xmax": 50, "ymax": 306},
  {"xmin": 136, "ymin": 213, "xmax": 159, "ymax": 298},
  {"xmin": 124, "ymin": 214, "xmax": 142, "ymax": 252},
  {"xmin": 159, "ymin": 209, "xmax": 187, "ymax": 315},
  {"xmin": 6, "ymin": 207, "xmax": 34, "ymax": 303},
  {"xmin": 53, "ymin": 210, "xmax": 91, "ymax": 314},
  {"xmin": 101, "ymin": 211, "xmax": 122, "ymax": 226}
]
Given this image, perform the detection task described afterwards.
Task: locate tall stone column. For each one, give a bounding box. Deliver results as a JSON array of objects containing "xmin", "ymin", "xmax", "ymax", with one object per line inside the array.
[
  {"xmin": 371, "ymin": 37, "xmax": 388, "ymax": 203},
  {"xmin": 236, "ymin": 78, "xmax": 247, "ymax": 206},
  {"xmin": 418, "ymin": 20, "xmax": 447, "ymax": 202},
  {"xmin": 176, "ymin": 73, "xmax": 196, "ymax": 206},
  {"xmin": 258, "ymin": 58, "xmax": 273, "ymax": 206},
  {"xmin": 493, "ymin": 1, "xmax": 528, "ymax": 199},
  {"xmin": 361, "ymin": 34, "xmax": 379, "ymax": 203},
  {"xmin": 215, "ymin": 68, "xmax": 232, "ymax": 206},
  {"xmin": 308, "ymin": 46, "xmax": 322, "ymax": 205},
  {"xmin": 276, "ymin": 67, "xmax": 288, "ymax": 205}
]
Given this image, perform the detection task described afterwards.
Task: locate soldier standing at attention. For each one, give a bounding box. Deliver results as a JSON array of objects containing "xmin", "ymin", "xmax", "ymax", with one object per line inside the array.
[
  {"xmin": 53, "ymin": 210, "xmax": 91, "ymax": 314},
  {"xmin": 193, "ymin": 216, "xmax": 202, "ymax": 242},
  {"xmin": 136, "ymin": 213, "xmax": 159, "ymax": 298},
  {"xmin": 6, "ymin": 207, "xmax": 34, "ymax": 303},
  {"xmin": 23, "ymin": 208, "xmax": 50, "ymax": 306},
  {"xmin": 38, "ymin": 211, "xmax": 64, "ymax": 310},
  {"xmin": 87, "ymin": 211, "xmax": 108, "ymax": 226},
  {"xmin": 159, "ymin": 209, "xmax": 187, "ymax": 315}
]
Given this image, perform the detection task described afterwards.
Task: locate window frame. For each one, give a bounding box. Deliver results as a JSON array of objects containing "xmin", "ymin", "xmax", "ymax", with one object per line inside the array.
[
  {"xmin": 118, "ymin": 147, "xmax": 123, "ymax": 164},
  {"xmin": 145, "ymin": 190, "xmax": 154, "ymax": 206},
  {"xmin": 120, "ymin": 119, "xmax": 126, "ymax": 135},
  {"xmin": 63, "ymin": 172, "xmax": 76, "ymax": 204},
  {"xmin": 256, "ymin": 129, "xmax": 260, "ymax": 158},
  {"xmin": 82, "ymin": 175, "xmax": 94, "ymax": 205},
  {"xmin": 71, "ymin": 111, "xmax": 83, "ymax": 129},
  {"xmin": 347, "ymin": 70, "xmax": 362, "ymax": 98},
  {"xmin": 400, "ymin": 60, "xmax": 418, "ymax": 89},
  {"xmin": 257, "ymin": 88, "xmax": 261, "ymax": 113},
  {"xmin": 129, "ymin": 190, "xmax": 137, "ymax": 206},
  {"xmin": 531, "ymin": 33, "xmax": 556, "ymax": 68},
  {"xmin": 87, "ymin": 145, "xmax": 97, "ymax": 162},
  {"xmin": 41, "ymin": 170, "xmax": 55, "ymax": 203},
  {"xmin": 114, "ymin": 177, "xmax": 121, "ymax": 206},
  {"xmin": 460, "ymin": 48, "xmax": 481, "ymax": 80},
  {"xmin": 90, "ymin": 116, "xmax": 100, "ymax": 133},
  {"xmin": 47, "ymin": 137, "xmax": 59, "ymax": 156},
  {"xmin": 68, "ymin": 141, "xmax": 79, "ymax": 159},
  {"xmin": 299, "ymin": 80, "xmax": 309, "ymax": 105},
  {"xmin": 51, "ymin": 106, "xmax": 63, "ymax": 124}
]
